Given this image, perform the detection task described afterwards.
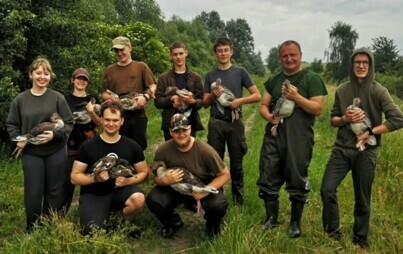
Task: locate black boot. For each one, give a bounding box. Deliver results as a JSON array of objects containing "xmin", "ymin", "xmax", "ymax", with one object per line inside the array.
[
  {"xmin": 262, "ymin": 200, "xmax": 279, "ymax": 229},
  {"xmin": 288, "ymin": 202, "xmax": 304, "ymax": 238}
]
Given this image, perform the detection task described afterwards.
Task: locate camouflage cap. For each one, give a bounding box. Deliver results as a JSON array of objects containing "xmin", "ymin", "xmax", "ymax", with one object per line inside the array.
[
  {"xmin": 111, "ymin": 36, "xmax": 131, "ymax": 50},
  {"xmin": 170, "ymin": 113, "xmax": 191, "ymax": 131}
]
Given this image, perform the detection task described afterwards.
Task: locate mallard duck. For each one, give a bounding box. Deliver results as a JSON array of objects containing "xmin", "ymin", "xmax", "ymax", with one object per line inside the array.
[
  {"xmin": 89, "ymin": 154, "xmax": 136, "ymax": 179},
  {"xmin": 347, "ymin": 97, "xmax": 376, "ymax": 151},
  {"xmin": 150, "ymin": 161, "xmax": 219, "ymax": 213},
  {"xmin": 12, "ymin": 113, "xmax": 65, "ymax": 158},
  {"xmin": 72, "ymin": 98, "xmax": 101, "ymax": 124},
  {"xmin": 105, "ymin": 89, "xmax": 150, "ymax": 110},
  {"xmin": 210, "ymin": 78, "xmax": 241, "ymax": 122},
  {"xmin": 270, "ymin": 79, "xmax": 295, "ymax": 136},
  {"xmin": 165, "ymin": 86, "xmax": 194, "ymax": 117}
]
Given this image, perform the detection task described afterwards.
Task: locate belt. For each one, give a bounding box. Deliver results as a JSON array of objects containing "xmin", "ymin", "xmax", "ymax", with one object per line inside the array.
[{"xmin": 211, "ymin": 115, "xmax": 235, "ymax": 122}]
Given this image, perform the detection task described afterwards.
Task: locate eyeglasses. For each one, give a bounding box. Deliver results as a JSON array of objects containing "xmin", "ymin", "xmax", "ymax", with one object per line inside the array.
[
  {"xmin": 353, "ymin": 60, "xmax": 369, "ymax": 67},
  {"xmin": 216, "ymin": 48, "xmax": 231, "ymax": 54}
]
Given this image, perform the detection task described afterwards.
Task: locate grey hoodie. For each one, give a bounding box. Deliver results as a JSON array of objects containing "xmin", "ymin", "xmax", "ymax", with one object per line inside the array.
[{"xmin": 331, "ymin": 47, "xmax": 403, "ymax": 149}]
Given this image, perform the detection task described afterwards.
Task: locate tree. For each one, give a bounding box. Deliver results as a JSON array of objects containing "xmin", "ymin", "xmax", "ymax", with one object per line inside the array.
[
  {"xmin": 265, "ymin": 46, "xmax": 280, "ymax": 74},
  {"xmin": 194, "ymin": 11, "xmax": 226, "ymax": 42},
  {"xmin": 324, "ymin": 21, "xmax": 358, "ymax": 83},
  {"xmin": 225, "ymin": 18, "xmax": 254, "ymax": 63},
  {"xmin": 371, "ymin": 36, "xmax": 400, "ymax": 73},
  {"xmin": 114, "ymin": 0, "xmax": 164, "ymax": 28},
  {"xmin": 307, "ymin": 58, "xmax": 324, "ymax": 74}
]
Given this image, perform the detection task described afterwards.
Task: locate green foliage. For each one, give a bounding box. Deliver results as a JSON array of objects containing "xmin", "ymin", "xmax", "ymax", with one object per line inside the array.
[
  {"xmin": 265, "ymin": 46, "xmax": 280, "ymax": 74},
  {"xmin": 194, "ymin": 11, "xmax": 227, "ymax": 42},
  {"xmin": 324, "ymin": 21, "xmax": 358, "ymax": 83},
  {"xmin": 375, "ymin": 73, "xmax": 403, "ymax": 98},
  {"xmin": 306, "ymin": 58, "xmax": 324, "ymax": 74},
  {"xmin": 371, "ymin": 36, "xmax": 401, "ymax": 73},
  {"xmin": 114, "ymin": 0, "xmax": 164, "ymax": 28}
]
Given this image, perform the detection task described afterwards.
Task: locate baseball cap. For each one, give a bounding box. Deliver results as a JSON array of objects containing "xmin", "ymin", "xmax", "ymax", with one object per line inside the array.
[
  {"xmin": 170, "ymin": 113, "xmax": 191, "ymax": 131},
  {"xmin": 111, "ymin": 36, "xmax": 131, "ymax": 50},
  {"xmin": 72, "ymin": 67, "xmax": 90, "ymax": 81}
]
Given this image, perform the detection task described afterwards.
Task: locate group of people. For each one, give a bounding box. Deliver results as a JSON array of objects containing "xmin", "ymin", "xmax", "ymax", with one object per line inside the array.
[{"xmin": 6, "ymin": 35, "xmax": 403, "ymax": 249}]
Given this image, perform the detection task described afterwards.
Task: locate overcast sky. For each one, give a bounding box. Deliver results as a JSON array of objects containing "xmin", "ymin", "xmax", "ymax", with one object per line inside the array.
[{"xmin": 155, "ymin": 0, "xmax": 403, "ymax": 62}]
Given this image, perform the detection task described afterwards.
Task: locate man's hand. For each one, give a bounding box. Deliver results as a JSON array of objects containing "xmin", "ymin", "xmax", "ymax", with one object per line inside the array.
[
  {"xmin": 163, "ymin": 168, "xmax": 184, "ymax": 185},
  {"xmin": 94, "ymin": 170, "xmax": 109, "ymax": 183}
]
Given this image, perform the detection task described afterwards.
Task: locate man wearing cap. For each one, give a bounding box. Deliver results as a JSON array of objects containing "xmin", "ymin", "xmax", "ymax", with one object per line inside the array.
[
  {"xmin": 102, "ymin": 36, "xmax": 157, "ymax": 150},
  {"xmin": 62, "ymin": 67, "xmax": 101, "ymax": 213},
  {"xmin": 146, "ymin": 113, "xmax": 230, "ymax": 238}
]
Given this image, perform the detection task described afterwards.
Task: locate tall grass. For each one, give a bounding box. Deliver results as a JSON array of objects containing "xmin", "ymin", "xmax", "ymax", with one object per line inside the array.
[{"xmin": 0, "ymin": 77, "xmax": 402, "ymax": 253}]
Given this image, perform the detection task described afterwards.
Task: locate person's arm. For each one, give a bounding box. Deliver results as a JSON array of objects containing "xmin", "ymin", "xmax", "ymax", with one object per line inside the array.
[
  {"xmin": 115, "ymin": 160, "xmax": 149, "ymax": 187},
  {"xmin": 283, "ymin": 84, "xmax": 324, "ymax": 116},
  {"xmin": 70, "ymin": 160, "xmax": 109, "ymax": 185},
  {"xmin": 260, "ymin": 91, "xmax": 281, "ymax": 124},
  {"xmin": 192, "ymin": 166, "xmax": 230, "ymax": 200},
  {"xmin": 230, "ymin": 85, "xmax": 261, "ymax": 109},
  {"xmin": 153, "ymin": 168, "xmax": 184, "ymax": 186}
]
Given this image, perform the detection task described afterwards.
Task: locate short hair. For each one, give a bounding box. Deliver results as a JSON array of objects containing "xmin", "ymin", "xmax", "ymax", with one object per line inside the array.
[
  {"xmin": 214, "ymin": 37, "xmax": 233, "ymax": 52},
  {"xmin": 169, "ymin": 41, "xmax": 186, "ymax": 52},
  {"xmin": 29, "ymin": 57, "xmax": 56, "ymax": 79},
  {"xmin": 278, "ymin": 40, "xmax": 302, "ymax": 54},
  {"xmin": 100, "ymin": 101, "xmax": 124, "ymax": 117}
]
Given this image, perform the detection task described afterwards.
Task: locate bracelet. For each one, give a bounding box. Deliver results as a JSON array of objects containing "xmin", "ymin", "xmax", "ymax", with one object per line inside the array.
[
  {"xmin": 367, "ymin": 127, "xmax": 374, "ymax": 135},
  {"xmin": 142, "ymin": 94, "xmax": 150, "ymax": 101}
]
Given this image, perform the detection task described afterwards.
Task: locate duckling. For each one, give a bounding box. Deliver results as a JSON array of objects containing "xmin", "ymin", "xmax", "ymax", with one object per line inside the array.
[
  {"xmin": 72, "ymin": 98, "xmax": 101, "ymax": 124},
  {"xmin": 105, "ymin": 89, "xmax": 150, "ymax": 110},
  {"xmin": 347, "ymin": 97, "xmax": 376, "ymax": 151},
  {"xmin": 270, "ymin": 79, "xmax": 295, "ymax": 136},
  {"xmin": 150, "ymin": 161, "xmax": 219, "ymax": 213},
  {"xmin": 165, "ymin": 86, "xmax": 194, "ymax": 117},
  {"xmin": 210, "ymin": 78, "xmax": 241, "ymax": 122},
  {"xmin": 89, "ymin": 154, "xmax": 136, "ymax": 179},
  {"xmin": 12, "ymin": 113, "xmax": 65, "ymax": 158}
]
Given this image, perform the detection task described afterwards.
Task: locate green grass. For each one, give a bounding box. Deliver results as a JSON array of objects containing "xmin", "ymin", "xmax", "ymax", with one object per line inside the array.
[{"xmin": 1, "ymin": 76, "xmax": 402, "ymax": 253}]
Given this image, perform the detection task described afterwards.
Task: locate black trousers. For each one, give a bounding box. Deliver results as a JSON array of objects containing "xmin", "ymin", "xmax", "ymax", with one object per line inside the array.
[
  {"xmin": 120, "ymin": 112, "xmax": 148, "ymax": 150},
  {"xmin": 207, "ymin": 118, "xmax": 247, "ymax": 200},
  {"xmin": 321, "ymin": 145, "xmax": 377, "ymax": 242},
  {"xmin": 79, "ymin": 185, "xmax": 144, "ymax": 235},
  {"xmin": 21, "ymin": 146, "xmax": 67, "ymax": 231},
  {"xmin": 146, "ymin": 186, "xmax": 228, "ymax": 229}
]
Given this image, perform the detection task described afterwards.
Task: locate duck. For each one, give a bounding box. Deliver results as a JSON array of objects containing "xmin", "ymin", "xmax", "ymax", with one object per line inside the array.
[
  {"xmin": 105, "ymin": 89, "xmax": 150, "ymax": 110},
  {"xmin": 347, "ymin": 97, "xmax": 377, "ymax": 151},
  {"xmin": 12, "ymin": 113, "xmax": 65, "ymax": 158},
  {"xmin": 72, "ymin": 98, "xmax": 101, "ymax": 124},
  {"xmin": 150, "ymin": 161, "xmax": 219, "ymax": 214},
  {"xmin": 89, "ymin": 154, "xmax": 136, "ymax": 179},
  {"xmin": 210, "ymin": 78, "xmax": 241, "ymax": 122},
  {"xmin": 165, "ymin": 86, "xmax": 194, "ymax": 117},
  {"xmin": 270, "ymin": 79, "xmax": 295, "ymax": 136}
]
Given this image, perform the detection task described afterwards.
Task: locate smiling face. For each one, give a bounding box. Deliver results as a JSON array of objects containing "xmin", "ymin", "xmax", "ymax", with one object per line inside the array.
[
  {"xmin": 72, "ymin": 76, "xmax": 89, "ymax": 92},
  {"xmin": 170, "ymin": 47, "xmax": 188, "ymax": 69},
  {"xmin": 279, "ymin": 43, "xmax": 302, "ymax": 75},
  {"xmin": 114, "ymin": 45, "xmax": 132, "ymax": 64},
  {"xmin": 101, "ymin": 108, "xmax": 124, "ymax": 136},
  {"xmin": 214, "ymin": 44, "xmax": 233, "ymax": 66},
  {"xmin": 170, "ymin": 128, "xmax": 192, "ymax": 149},
  {"xmin": 353, "ymin": 54, "xmax": 370, "ymax": 80},
  {"xmin": 29, "ymin": 66, "xmax": 51, "ymax": 89}
]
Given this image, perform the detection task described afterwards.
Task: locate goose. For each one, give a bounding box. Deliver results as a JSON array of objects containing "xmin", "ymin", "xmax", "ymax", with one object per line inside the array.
[
  {"xmin": 270, "ymin": 79, "xmax": 295, "ymax": 136},
  {"xmin": 105, "ymin": 89, "xmax": 150, "ymax": 110},
  {"xmin": 165, "ymin": 86, "xmax": 194, "ymax": 117},
  {"xmin": 210, "ymin": 78, "xmax": 241, "ymax": 122},
  {"xmin": 150, "ymin": 161, "xmax": 219, "ymax": 214},
  {"xmin": 12, "ymin": 113, "xmax": 64, "ymax": 158},
  {"xmin": 72, "ymin": 98, "xmax": 101, "ymax": 124},
  {"xmin": 347, "ymin": 97, "xmax": 376, "ymax": 151},
  {"xmin": 89, "ymin": 154, "xmax": 136, "ymax": 179}
]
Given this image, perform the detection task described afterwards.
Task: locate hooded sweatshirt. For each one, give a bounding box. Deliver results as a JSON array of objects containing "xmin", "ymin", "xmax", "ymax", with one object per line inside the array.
[{"xmin": 331, "ymin": 47, "xmax": 403, "ymax": 149}]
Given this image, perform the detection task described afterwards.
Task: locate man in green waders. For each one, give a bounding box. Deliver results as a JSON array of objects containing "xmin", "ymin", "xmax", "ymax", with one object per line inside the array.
[{"xmin": 257, "ymin": 40, "xmax": 327, "ymax": 238}]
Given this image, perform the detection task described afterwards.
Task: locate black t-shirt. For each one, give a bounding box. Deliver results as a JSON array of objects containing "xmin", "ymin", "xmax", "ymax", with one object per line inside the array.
[{"xmin": 75, "ymin": 135, "xmax": 145, "ymax": 195}]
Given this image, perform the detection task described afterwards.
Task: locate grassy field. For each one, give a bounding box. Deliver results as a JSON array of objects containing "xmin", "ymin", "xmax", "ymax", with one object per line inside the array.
[{"xmin": 0, "ymin": 76, "xmax": 402, "ymax": 253}]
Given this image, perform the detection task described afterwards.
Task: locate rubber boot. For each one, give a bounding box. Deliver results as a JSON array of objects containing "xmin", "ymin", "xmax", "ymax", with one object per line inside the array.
[
  {"xmin": 262, "ymin": 200, "xmax": 279, "ymax": 229},
  {"xmin": 288, "ymin": 202, "xmax": 304, "ymax": 238}
]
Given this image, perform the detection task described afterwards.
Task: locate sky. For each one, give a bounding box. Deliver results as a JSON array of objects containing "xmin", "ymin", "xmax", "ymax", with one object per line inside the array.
[{"xmin": 155, "ymin": 0, "xmax": 403, "ymax": 62}]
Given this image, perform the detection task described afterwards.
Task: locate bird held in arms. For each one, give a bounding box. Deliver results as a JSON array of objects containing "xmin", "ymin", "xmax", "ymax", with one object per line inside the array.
[
  {"xmin": 347, "ymin": 97, "xmax": 377, "ymax": 151},
  {"xmin": 270, "ymin": 79, "xmax": 295, "ymax": 136},
  {"xmin": 150, "ymin": 161, "xmax": 219, "ymax": 213},
  {"xmin": 89, "ymin": 154, "xmax": 136, "ymax": 179},
  {"xmin": 12, "ymin": 113, "xmax": 64, "ymax": 158},
  {"xmin": 210, "ymin": 78, "xmax": 241, "ymax": 122},
  {"xmin": 72, "ymin": 97, "xmax": 101, "ymax": 124}
]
